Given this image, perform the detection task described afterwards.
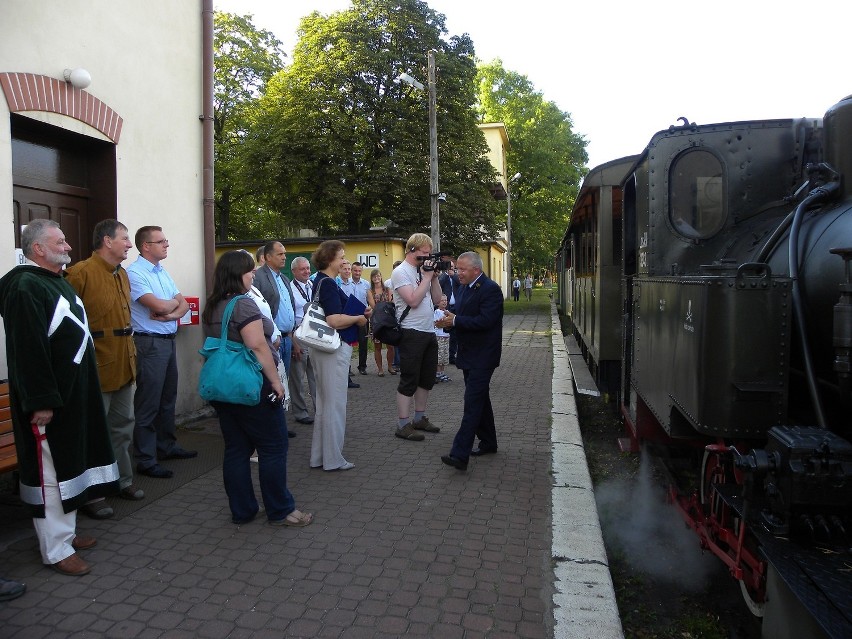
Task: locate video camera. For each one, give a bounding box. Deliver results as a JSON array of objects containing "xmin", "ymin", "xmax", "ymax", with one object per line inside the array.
[{"xmin": 416, "ymin": 251, "xmax": 453, "ymax": 272}]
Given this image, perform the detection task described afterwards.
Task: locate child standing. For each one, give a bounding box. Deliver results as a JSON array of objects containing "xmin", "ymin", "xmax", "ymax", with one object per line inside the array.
[{"xmin": 434, "ymin": 294, "xmax": 451, "ymax": 382}]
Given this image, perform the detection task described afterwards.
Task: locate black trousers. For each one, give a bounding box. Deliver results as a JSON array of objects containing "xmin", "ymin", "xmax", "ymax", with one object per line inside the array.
[
  {"xmin": 449, "ymin": 367, "xmax": 497, "ymax": 459},
  {"xmin": 357, "ymin": 323, "xmax": 368, "ymax": 371}
]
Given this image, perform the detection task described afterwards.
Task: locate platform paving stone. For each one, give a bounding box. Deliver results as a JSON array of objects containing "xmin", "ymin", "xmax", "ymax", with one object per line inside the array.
[{"xmin": 0, "ymin": 296, "xmax": 622, "ymax": 638}]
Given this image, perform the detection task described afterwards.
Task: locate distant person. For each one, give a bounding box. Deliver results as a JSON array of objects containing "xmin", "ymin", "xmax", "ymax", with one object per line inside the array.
[
  {"xmin": 367, "ymin": 268, "xmax": 395, "ymax": 376},
  {"xmin": 512, "ymin": 275, "xmax": 521, "ymax": 301},
  {"xmin": 66, "ymin": 220, "xmax": 145, "ymax": 509},
  {"xmin": 337, "ymin": 260, "xmax": 360, "ymax": 388},
  {"xmin": 254, "ymin": 241, "xmax": 298, "ymax": 436},
  {"xmin": 254, "ymin": 241, "xmax": 297, "ymax": 377},
  {"xmin": 524, "ymin": 273, "xmax": 533, "ymax": 300},
  {"xmin": 436, "ymin": 252, "xmax": 504, "ymax": 471},
  {"xmin": 127, "ymin": 226, "xmax": 195, "ymax": 479},
  {"xmin": 385, "ymin": 260, "xmax": 403, "ymax": 373},
  {"xmin": 0, "ymin": 219, "xmax": 119, "ymax": 576},
  {"xmin": 441, "ymin": 262, "xmax": 460, "ymax": 365},
  {"xmin": 349, "ymin": 262, "xmax": 371, "ymax": 375},
  {"xmin": 433, "ymin": 294, "xmax": 451, "ymax": 382},
  {"xmin": 289, "ymin": 256, "xmax": 317, "ymax": 424}
]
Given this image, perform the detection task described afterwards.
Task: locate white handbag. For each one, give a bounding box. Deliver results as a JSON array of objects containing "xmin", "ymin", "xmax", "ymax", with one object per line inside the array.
[{"xmin": 294, "ymin": 278, "xmax": 341, "ymax": 353}]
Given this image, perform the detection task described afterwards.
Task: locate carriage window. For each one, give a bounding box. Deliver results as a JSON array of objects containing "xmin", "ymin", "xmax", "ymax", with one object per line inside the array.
[{"xmin": 669, "ymin": 150, "xmax": 725, "ymax": 239}]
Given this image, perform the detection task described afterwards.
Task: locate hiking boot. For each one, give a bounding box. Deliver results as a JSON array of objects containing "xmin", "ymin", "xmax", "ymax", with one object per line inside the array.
[
  {"xmin": 395, "ymin": 423, "xmax": 425, "ymax": 441},
  {"xmin": 412, "ymin": 417, "xmax": 440, "ymax": 433}
]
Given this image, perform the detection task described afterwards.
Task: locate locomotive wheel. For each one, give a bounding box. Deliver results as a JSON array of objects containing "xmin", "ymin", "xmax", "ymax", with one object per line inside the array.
[
  {"xmin": 701, "ymin": 449, "xmax": 766, "ymax": 617},
  {"xmin": 700, "ymin": 449, "xmax": 731, "ymax": 509},
  {"xmin": 740, "ymin": 580, "xmax": 766, "ymax": 618}
]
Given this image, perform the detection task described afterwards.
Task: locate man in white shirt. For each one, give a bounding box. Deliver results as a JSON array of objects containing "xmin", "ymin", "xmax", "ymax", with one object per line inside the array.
[
  {"xmin": 350, "ymin": 261, "xmax": 371, "ymax": 374},
  {"xmin": 390, "ymin": 233, "xmax": 444, "ymax": 441},
  {"xmin": 336, "ymin": 260, "xmax": 360, "ymax": 388},
  {"xmin": 289, "ymin": 256, "xmax": 317, "ymax": 424}
]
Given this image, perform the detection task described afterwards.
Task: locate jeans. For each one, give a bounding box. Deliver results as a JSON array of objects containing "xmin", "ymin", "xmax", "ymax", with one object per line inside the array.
[
  {"xmin": 279, "ymin": 335, "xmax": 292, "ymax": 378},
  {"xmin": 213, "ymin": 398, "xmax": 296, "ymax": 523}
]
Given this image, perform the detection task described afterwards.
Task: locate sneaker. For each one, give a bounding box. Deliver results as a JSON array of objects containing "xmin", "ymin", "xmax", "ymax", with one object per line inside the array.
[
  {"xmin": 412, "ymin": 416, "xmax": 440, "ymax": 433},
  {"xmin": 440, "ymin": 374, "xmax": 452, "ymax": 382},
  {"xmin": 395, "ymin": 423, "xmax": 425, "ymax": 441}
]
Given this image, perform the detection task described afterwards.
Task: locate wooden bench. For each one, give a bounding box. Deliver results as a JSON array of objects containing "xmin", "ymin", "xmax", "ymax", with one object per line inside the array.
[{"xmin": 0, "ymin": 380, "xmax": 18, "ymax": 475}]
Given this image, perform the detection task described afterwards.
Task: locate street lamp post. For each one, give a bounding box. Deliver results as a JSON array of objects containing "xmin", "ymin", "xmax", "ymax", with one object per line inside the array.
[
  {"xmin": 426, "ymin": 50, "xmax": 439, "ymax": 251},
  {"xmin": 506, "ymin": 171, "xmax": 521, "ymax": 298},
  {"xmin": 397, "ymin": 50, "xmax": 440, "ymax": 250}
]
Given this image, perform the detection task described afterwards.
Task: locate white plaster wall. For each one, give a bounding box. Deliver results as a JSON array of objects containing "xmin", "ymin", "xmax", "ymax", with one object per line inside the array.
[{"xmin": 0, "ymin": 0, "xmax": 207, "ymax": 414}]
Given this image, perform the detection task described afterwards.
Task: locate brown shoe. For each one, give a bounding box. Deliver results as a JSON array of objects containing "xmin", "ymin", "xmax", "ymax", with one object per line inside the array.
[
  {"xmin": 412, "ymin": 417, "xmax": 440, "ymax": 433},
  {"xmin": 71, "ymin": 535, "xmax": 97, "ymax": 551},
  {"xmin": 395, "ymin": 423, "xmax": 425, "ymax": 441},
  {"xmin": 51, "ymin": 553, "xmax": 91, "ymax": 576},
  {"xmin": 119, "ymin": 484, "xmax": 145, "ymax": 500}
]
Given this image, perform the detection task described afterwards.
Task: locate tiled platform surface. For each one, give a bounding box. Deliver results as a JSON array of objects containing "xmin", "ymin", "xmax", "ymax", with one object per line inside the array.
[{"xmin": 0, "ymin": 299, "xmax": 622, "ymax": 638}]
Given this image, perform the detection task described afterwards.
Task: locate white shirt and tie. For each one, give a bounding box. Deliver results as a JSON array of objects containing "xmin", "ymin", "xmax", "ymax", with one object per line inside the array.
[{"xmin": 290, "ymin": 278, "xmax": 313, "ymax": 328}]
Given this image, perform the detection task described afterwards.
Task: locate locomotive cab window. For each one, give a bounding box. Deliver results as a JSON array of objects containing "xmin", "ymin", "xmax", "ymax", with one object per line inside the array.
[{"xmin": 668, "ymin": 150, "xmax": 726, "ymax": 239}]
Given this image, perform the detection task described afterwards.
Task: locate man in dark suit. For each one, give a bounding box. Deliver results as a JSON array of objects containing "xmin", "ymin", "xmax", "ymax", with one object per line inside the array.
[
  {"xmin": 254, "ymin": 241, "xmax": 298, "ymax": 371},
  {"xmin": 435, "ymin": 252, "xmax": 504, "ymax": 471},
  {"xmin": 438, "ymin": 261, "xmax": 460, "ymax": 364},
  {"xmin": 254, "ymin": 241, "xmax": 299, "ymax": 437}
]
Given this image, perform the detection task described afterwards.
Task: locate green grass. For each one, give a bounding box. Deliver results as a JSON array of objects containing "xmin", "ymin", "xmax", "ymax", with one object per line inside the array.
[{"xmin": 502, "ymin": 287, "xmax": 553, "ymax": 314}]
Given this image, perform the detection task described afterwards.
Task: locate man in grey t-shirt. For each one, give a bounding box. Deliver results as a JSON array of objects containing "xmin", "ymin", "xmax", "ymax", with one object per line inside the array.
[{"xmin": 390, "ymin": 233, "xmax": 444, "ymax": 441}]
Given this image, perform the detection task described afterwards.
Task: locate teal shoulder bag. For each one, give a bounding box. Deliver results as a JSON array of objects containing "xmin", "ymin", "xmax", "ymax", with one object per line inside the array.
[{"xmin": 198, "ymin": 295, "xmax": 263, "ymax": 405}]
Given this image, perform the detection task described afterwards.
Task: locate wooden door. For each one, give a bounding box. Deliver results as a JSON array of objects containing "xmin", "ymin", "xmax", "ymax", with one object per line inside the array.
[{"xmin": 13, "ymin": 185, "xmax": 88, "ymax": 264}]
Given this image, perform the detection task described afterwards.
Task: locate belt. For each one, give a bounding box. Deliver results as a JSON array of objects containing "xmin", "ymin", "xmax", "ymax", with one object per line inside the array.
[
  {"xmin": 134, "ymin": 332, "xmax": 176, "ymax": 340},
  {"xmin": 91, "ymin": 327, "xmax": 134, "ymax": 338}
]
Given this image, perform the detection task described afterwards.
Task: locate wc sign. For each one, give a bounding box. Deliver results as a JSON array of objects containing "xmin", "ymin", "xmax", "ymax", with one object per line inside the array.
[{"xmin": 357, "ymin": 253, "xmax": 380, "ymax": 269}]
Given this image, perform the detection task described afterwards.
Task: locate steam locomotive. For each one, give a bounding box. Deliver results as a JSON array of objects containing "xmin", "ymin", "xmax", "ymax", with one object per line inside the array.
[{"xmin": 556, "ymin": 95, "xmax": 852, "ymax": 638}]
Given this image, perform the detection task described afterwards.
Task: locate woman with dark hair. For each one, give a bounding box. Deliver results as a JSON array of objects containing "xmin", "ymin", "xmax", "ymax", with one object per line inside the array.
[
  {"xmin": 309, "ymin": 240, "xmax": 371, "ymax": 470},
  {"xmin": 367, "ymin": 268, "xmax": 395, "ymax": 376},
  {"xmin": 202, "ymin": 250, "xmax": 312, "ymax": 527}
]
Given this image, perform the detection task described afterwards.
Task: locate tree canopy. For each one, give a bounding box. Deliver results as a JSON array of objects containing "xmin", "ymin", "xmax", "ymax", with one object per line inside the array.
[
  {"xmin": 476, "ymin": 60, "xmax": 588, "ymax": 276},
  {"xmin": 213, "ymin": 4, "xmax": 588, "ymax": 271},
  {"xmin": 241, "ymin": 0, "xmax": 500, "ymax": 250},
  {"xmin": 214, "ymin": 12, "xmax": 286, "ymax": 240}
]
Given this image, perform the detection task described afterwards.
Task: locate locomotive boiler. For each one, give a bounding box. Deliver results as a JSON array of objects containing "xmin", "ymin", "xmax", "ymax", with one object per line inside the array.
[{"xmin": 560, "ymin": 95, "xmax": 852, "ymax": 638}]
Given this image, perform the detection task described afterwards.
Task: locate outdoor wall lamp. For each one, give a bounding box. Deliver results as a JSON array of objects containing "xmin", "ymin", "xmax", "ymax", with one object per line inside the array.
[{"xmin": 63, "ymin": 67, "xmax": 91, "ymax": 89}]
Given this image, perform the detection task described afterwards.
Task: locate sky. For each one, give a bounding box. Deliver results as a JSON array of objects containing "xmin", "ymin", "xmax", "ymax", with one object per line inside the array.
[{"xmin": 214, "ymin": 0, "xmax": 849, "ymax": 172}]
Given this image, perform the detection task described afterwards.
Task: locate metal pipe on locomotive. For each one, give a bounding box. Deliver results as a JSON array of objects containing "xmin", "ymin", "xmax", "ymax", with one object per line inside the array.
[{"xmin": 557, "ymin": 95, "xmax": 852, "ymax": 638}]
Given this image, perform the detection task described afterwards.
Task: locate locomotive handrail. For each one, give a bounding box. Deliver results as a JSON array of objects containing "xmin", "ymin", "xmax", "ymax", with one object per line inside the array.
[
  {"xmin": 735, "ymin": 262, "xmax": 771, "ymax": 286},
  {"xmin": 789, "ymin": 181, "xmax": 840, "ymax": 430}
]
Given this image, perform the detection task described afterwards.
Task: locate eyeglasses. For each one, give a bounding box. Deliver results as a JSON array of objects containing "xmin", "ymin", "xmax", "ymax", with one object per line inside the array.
[{"xmin": 146, "ymin": 239, "xmax": 169, "ymax": 246}]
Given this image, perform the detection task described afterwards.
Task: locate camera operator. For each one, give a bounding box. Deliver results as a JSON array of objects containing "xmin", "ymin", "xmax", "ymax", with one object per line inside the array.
[{"xmin": 390, "ymin": 233, "xmax": 445, "ymax": 441}]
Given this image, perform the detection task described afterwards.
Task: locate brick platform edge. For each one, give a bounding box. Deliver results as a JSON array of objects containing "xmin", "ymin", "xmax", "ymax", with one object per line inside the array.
[{"xmin": 550, "ymin": 302, "xmax": 624, "ymax": 638}]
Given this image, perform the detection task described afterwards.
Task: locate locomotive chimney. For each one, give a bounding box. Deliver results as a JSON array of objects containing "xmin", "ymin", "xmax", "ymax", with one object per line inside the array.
[{"xmin": 823, "ymin": 94, "xmax": 852, "ymax": 201}]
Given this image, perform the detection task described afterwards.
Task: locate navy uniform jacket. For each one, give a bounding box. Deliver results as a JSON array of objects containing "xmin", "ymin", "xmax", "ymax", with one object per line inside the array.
[{"xmin": 452, "ymin": 273, "xmax": 503, "ymax": 370}]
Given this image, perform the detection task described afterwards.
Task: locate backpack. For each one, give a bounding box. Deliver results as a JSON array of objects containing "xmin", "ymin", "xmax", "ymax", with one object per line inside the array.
[{"xmin": 370, "ymin": 301, "xmax": 410, "ymax": 346}]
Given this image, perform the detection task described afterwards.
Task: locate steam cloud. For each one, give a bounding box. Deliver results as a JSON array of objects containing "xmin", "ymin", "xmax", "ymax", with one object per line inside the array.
[{"xmin": 594, "ymin": 449, "xmax": 717, "ymax": 591}]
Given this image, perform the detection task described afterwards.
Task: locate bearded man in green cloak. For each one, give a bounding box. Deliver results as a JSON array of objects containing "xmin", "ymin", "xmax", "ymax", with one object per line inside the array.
[{"xmin": 0, "ymin": 219, "xmax": 118, "ymax": 576}]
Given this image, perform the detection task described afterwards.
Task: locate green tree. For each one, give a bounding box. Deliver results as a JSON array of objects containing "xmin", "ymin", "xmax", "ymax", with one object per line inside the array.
[
  {"xmin": 476, "ymin": 60, "xmax": 587, "ymax": 276},
  {"xmin": 214, "ymin": 12, "xmax": 286, "ymax": 240},
  {"xmin": 246, "ymin": 0, "xmax": 500, "ymax": 249}
]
